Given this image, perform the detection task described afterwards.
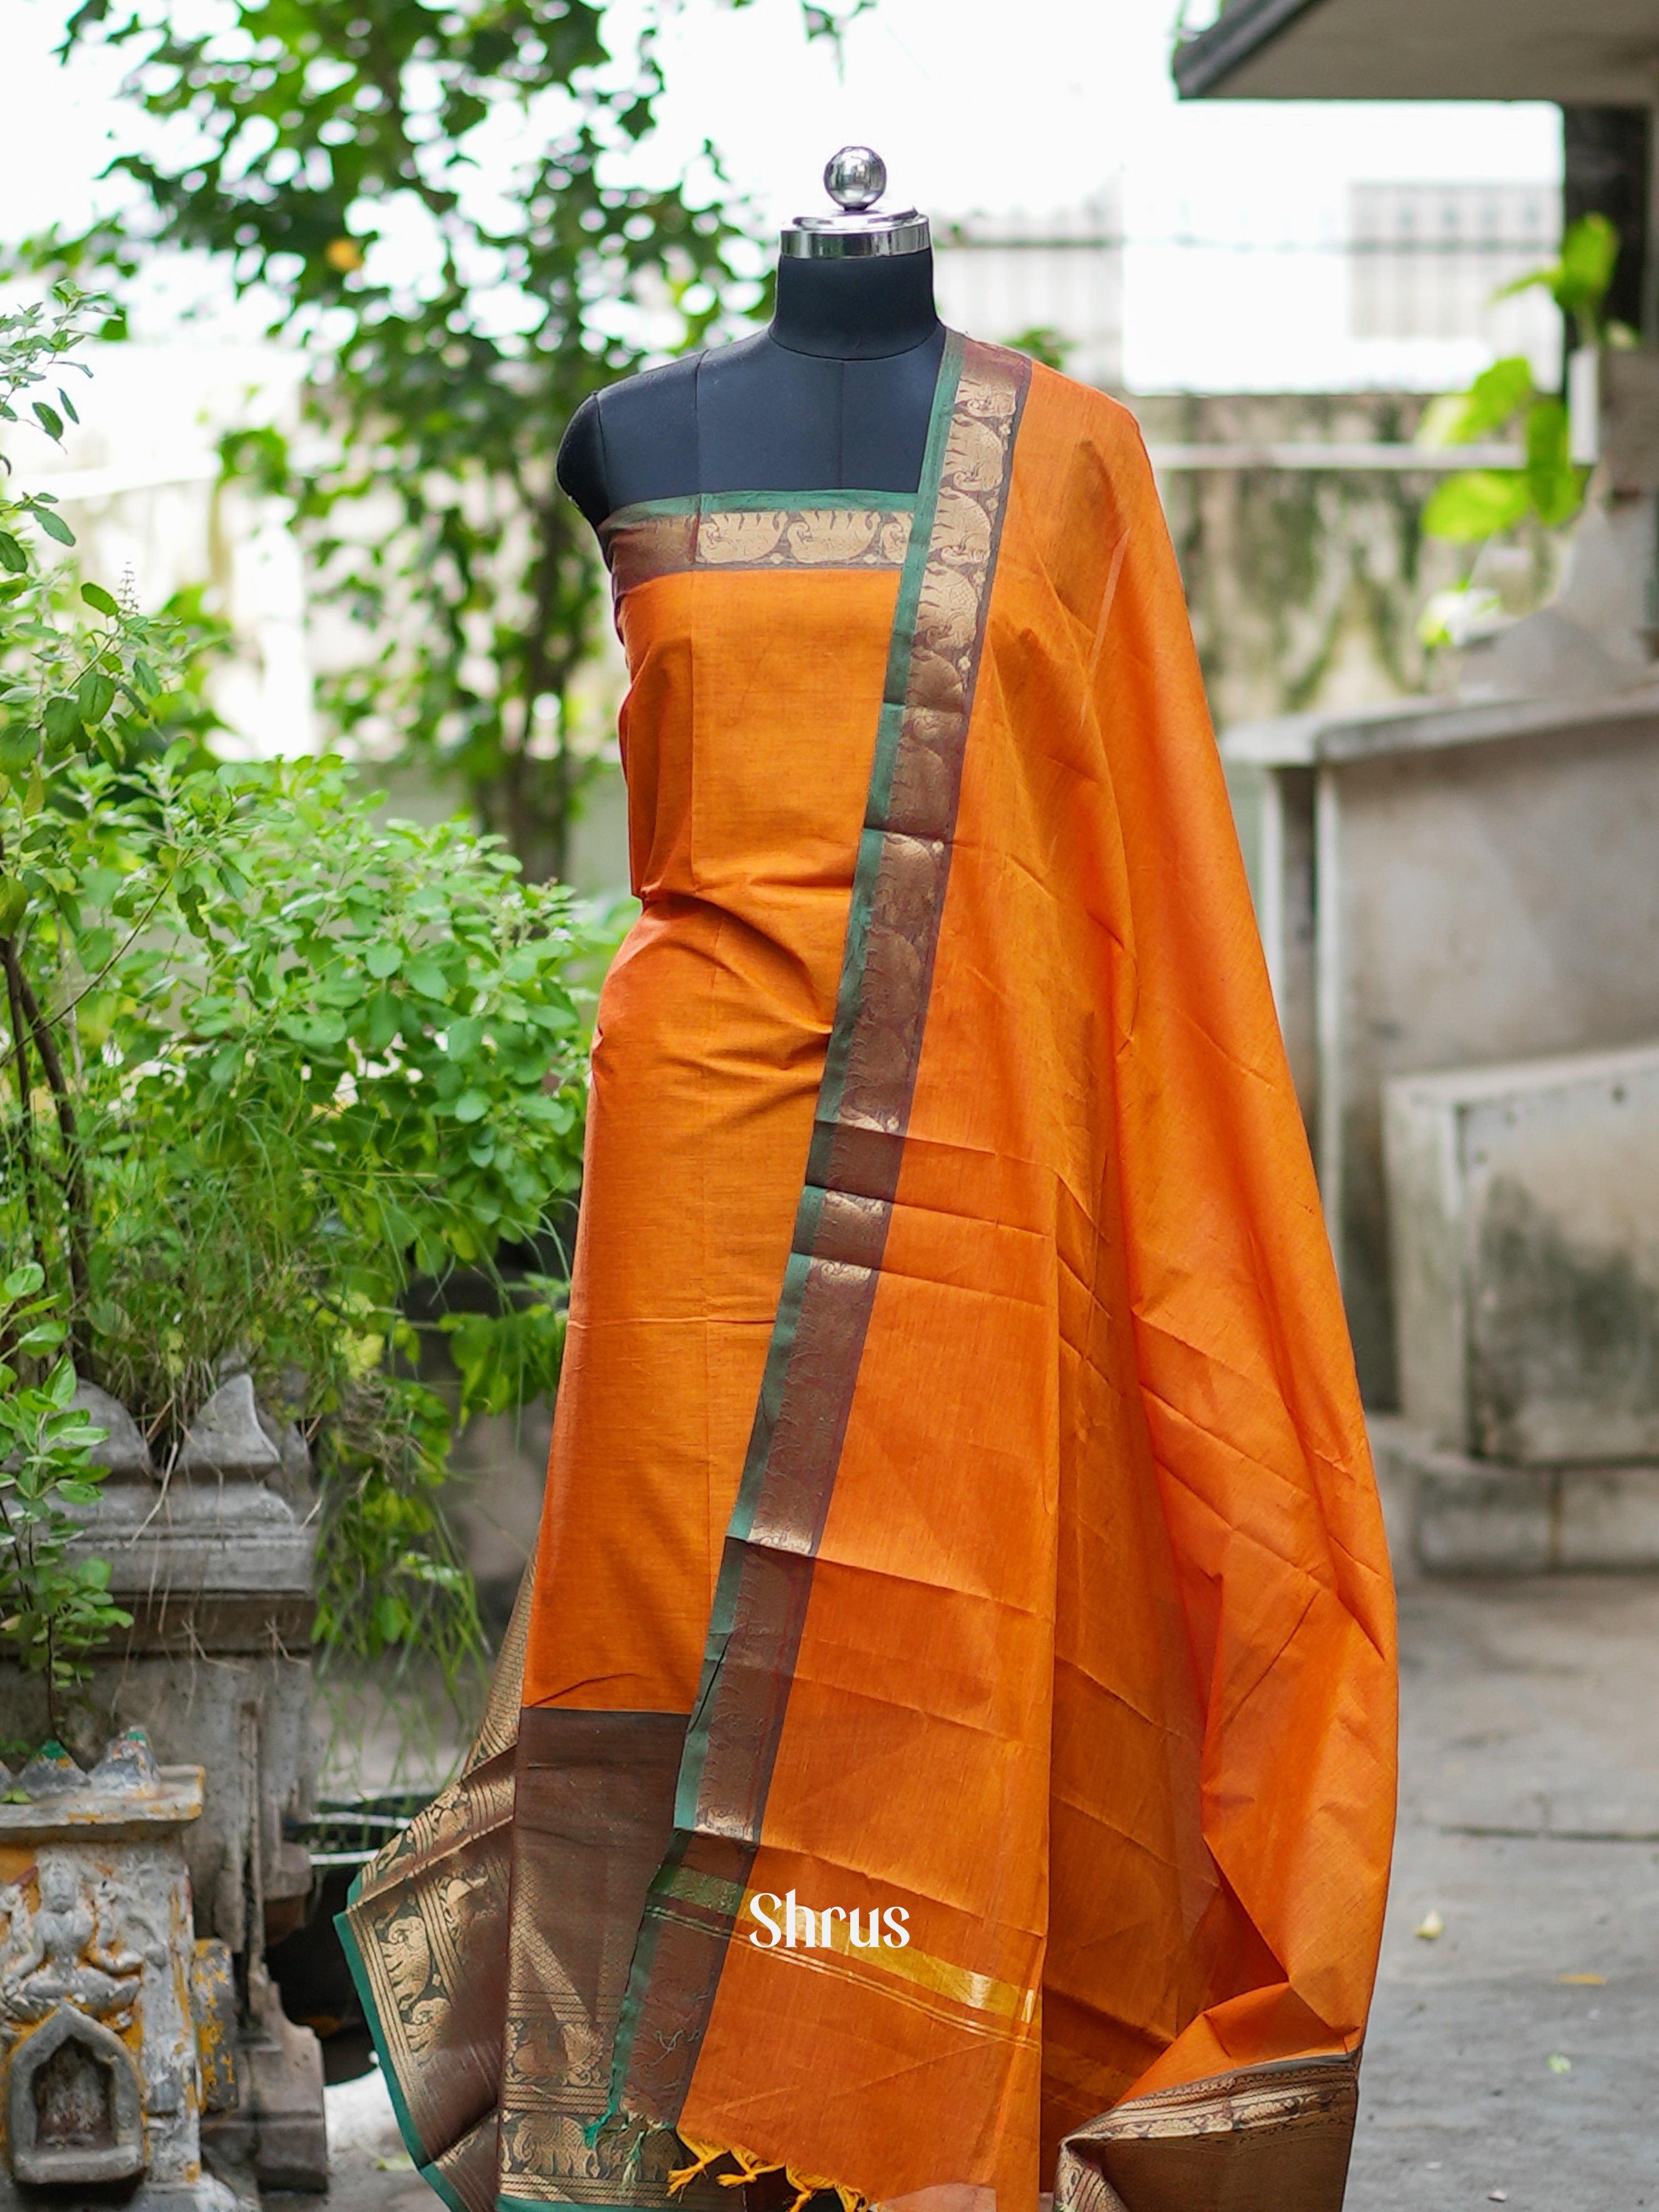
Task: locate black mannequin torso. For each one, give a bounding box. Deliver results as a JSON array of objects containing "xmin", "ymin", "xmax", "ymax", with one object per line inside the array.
[{"xmin": 556, "ymin": 250, "xmax": 946, "ymax": 527}]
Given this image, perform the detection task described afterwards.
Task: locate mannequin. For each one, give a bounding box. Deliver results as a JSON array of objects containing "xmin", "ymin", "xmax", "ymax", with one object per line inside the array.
[{"xmin": 556, "ymin": 150, "xmax": 946, "ymax": 522}]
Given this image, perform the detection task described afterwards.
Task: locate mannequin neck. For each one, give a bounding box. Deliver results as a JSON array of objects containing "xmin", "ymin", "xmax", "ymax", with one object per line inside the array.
[{"xmin": 770, "ymin": 249, "xmax": 941, "ymax": 362}]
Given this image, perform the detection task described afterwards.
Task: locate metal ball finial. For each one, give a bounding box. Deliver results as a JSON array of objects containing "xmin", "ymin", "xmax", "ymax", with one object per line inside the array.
[{"xmin": 825, "ymin": 146, "xmax": 886, "ymax": 212}]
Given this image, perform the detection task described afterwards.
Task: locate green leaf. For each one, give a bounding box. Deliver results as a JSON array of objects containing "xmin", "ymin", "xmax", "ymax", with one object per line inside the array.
[
  {"xmin": 0, "ymin": 534, "xmax": 26, "ymax": 575},
  {"xmin": 0, "ymin": 875, "xmax": 26, "ymax": 933},
  {"xmin": 43, "ymin": 695, "xmax": 82, "ymax": 746},
  {"xmin": 404, "ymin": 956, "xmax": 450, "ymax": 1002},
  {"xmin": 1421, "ymin": 470, "xmax": 1532, "ymax": 543},
  {"xmin": 364, "ymin": 989, "xmax": 401, "ymax": 1051},
  {"xmin": 1494, "ymin": 214, "xmax": 1621, "ymax": 340},
  {"xmin": 1525, "ymin": 397, "xmax": 1585, "ymax": 528},
  {"xmin": 276, "ymin": 1009, "xmax": 348, "ymax": 1048},
  {"xmin": 14, "ymin": 1322, "xmax": 68, "ymax": 1355},
  {"xmin": 44, "ymin": 1360, "xmax": 77, "ymax": 1409},
  {"xmin": 29, "ymin": 504, "xmax": 75, "ymax": 547},
  {"xmin": 453, "ymin": 1089, "xmax": 490, "ymax": 1122},
  {"xmin": 365, "ymin": 941, "xmax": 402, "ymax": 978},
  {"xmin": 76, "ymin": 669, "xmax": 116, "ymax": 725},
  {"xmin": 1417, "ymin": 356, "xmax": 1533, "ymax": 448},
  {"xmin": 0, "ymin": 723, "xmax": 38, "ymax": 775},
  {"xmin": 81, "ymin": 582, "xmax": 119, "ymax": 616},
  {"xmin": 32, "ymin": 402, "xmax": 64, "ymax": 441},
  {"xmin": 1556, "ymin": 211, "xmax": 1621, "ymax": 318},
  {"xmin": 2, "ymin": 1264, "xmax": 45, "ymax": 1302}
]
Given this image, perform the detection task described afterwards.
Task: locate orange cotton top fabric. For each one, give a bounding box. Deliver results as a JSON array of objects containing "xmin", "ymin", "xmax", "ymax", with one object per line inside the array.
[{"xmin": 346, "ymin": 338, "xmax": 1395, "ymax": 2212}]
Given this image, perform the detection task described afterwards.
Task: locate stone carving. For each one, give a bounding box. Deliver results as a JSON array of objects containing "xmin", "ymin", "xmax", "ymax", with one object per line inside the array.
[
  {"xmin": 175, "ymin": 1373, "xmax": 284, "ymax": 1481},
  {"xmin": 0, "ymin": 1854, "xmax": 145, "ymax": 2026},
  {"xmin": 7, "ymin": 2003, "xmax": 145, "ymax": 2186},
  {"xmin": 0, "ymin": 1365, "xmax": 329, "ymax": 2198},
  {"xmin": 70, "ymin": 1381, "xmax": 155, "ymax": 1479},
  {"xmin": 0, "ymin": 1733, "xmax": 235, "ymax": 2210}
]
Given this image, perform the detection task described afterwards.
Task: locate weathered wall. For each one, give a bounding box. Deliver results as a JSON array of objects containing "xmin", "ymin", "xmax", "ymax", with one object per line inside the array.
[{"xmin": 1131, "ymin": 388, "xmax": 1471, "ymax": 730}]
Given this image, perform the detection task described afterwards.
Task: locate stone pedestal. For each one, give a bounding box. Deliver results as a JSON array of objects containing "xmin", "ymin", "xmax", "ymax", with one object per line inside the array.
[
  {"xmin": 0, "ymin": 1733, "xmax": 233, "ymax": 2212},
  {"xmin": 1371, "ymin": 1415, "xmax": 1659, "ymax": 1575},
  {"xmin": 1375, "ymin": 1041, "xmax": 1659, "ymax": 1572}
]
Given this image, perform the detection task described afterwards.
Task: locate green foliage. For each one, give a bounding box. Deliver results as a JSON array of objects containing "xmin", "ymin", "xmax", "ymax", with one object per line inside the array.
[
  {"xmin": 0, "ymin": 1266, "xmax": 132, "ymax": 1738},
  {"xmin": 1416, "ymin": 356, "xmax": 1535, "ymax": 451},
  {"xmin": 1417, "ymin": 216, "xmax": 1622, "ymax": 549},
  {"xmin": 1495, "ymin": 210, "xmax": 1623, "ymax": 350},
  {"xmin": 1420, "ymin": 461, "xmax": 1533, "ymax": 545},
  {"xmin": 1003, "ymin": 326, "xmax": 1074, "ymax": 373},
  {"xmin": 41, "ymin": 0, "xmax": 864, "ymax": 879},
  {"xmin": 1, "ymin": 292, "xmax": 602, "ymax": 1686},
  {"xmin": 1419, "ymin": 368, "xmax": 1583, "ymax": 545}
]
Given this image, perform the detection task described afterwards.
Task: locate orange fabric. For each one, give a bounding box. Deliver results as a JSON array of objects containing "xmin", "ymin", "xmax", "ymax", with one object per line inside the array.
[
  {"xmin": 527, "ymin": 570, "xmax": 894, "ymax": 1713},
  {"xmin": 526, "ymin": 364, "xmax": 1396, "ymax": 2210}
]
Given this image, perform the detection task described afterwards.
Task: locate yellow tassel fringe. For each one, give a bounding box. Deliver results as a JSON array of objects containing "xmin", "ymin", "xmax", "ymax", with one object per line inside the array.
[{"xmin": 668, "ymin": 2134, "xmax": 866, "ymax": 2212}]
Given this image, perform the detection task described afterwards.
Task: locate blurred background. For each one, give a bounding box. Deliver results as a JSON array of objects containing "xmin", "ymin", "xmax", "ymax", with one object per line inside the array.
[
  {"xmin": 2, "ymin": 0, "xmax": 1568, "ymax": 789},
  {"xmin": 4, "ymin": 1, "xmax": 1659, "ymax": 2203}
]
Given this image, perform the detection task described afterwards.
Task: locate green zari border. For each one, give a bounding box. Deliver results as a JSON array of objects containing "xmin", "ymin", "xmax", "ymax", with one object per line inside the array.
[
  {"xmin": 336, "ymin": 1889, "xmax": 473, "ymax": 2212},
  {"xmin": 605, "ymin": 486, "xmax": 919, "ymax": 527},
  {"xmin": 496, "ymin": 2200, "xmax": 679, "ymax": 2212}
]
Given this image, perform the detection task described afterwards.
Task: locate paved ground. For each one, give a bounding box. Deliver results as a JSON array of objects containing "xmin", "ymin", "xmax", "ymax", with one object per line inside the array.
[
  {"xmin": 1348, "ymin": 1572, "xmax": 1659, "ymax": 2212},
  {"xmin": 293, "ymin": 1572, "xmax": 1659, "ymax": 2212}
]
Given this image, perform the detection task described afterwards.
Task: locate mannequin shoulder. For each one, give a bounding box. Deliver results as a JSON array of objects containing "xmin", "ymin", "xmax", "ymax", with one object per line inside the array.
[
  {"xmin": 556, "ymin": 356, "xmax": 708, "ymax": 527},
  {"xmin": 556, "ymin": 395, "xmax": 610, "ymax": 526}
]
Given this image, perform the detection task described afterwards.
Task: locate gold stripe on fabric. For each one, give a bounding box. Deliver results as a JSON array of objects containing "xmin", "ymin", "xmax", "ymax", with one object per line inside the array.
[
  {"xmin": 651, "ymin": 1869, "xmax": 1035, "ymax": 2026},
  {"xmin": 1053, "ymin": 2051, "xmax": 1362, "ymax": 2212},
  {"xmin": 601, "ymin": 505, "xmax": 913, "ymax": 602},
  {"xmin": 743, "ymin": 1895, "xmax": 1039, "ymax": 2029}
]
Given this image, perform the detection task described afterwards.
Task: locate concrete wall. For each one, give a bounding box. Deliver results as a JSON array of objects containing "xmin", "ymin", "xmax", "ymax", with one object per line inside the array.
[
  {"xmin": 1134, "ymin": 388, "xmax": 1496, "ymax": 730},
  {"xmin": 1386, "ymin": 1043, "xmax": 1659, "ymax": 1462},
  {"xmin": 1228, "ymin": 689, "xmax": 1659, "ymax": 1406}
]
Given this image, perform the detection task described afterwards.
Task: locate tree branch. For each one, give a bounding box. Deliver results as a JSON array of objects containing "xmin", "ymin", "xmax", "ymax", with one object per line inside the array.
[
  {"xmin": 15, "ymin": 964, "xmax": 92, "ymax": 1374},
  {"xmin": 2, "ymin": 937, "xmax": 50, "ymax": 1297}
]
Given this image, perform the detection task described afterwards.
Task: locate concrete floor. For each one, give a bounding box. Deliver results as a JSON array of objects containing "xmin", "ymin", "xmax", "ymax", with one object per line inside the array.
[
  {"xmin": 292, "ymin": 1572, "xmax": 1659, "ymax": 2212},
  {"xmin": 1348, "ymin": 1573, "xmax": 1659, "ymax": 2212}
]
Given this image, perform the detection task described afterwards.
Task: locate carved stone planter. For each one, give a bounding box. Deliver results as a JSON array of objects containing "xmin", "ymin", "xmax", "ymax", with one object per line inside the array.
[
  {"xmin": 0, "ymin": 1731, "xmax": 233, "ymax": 2211},
  {"xmin": 0, "ymin": 1373, "xmax": 330, "ymax": 2193}
]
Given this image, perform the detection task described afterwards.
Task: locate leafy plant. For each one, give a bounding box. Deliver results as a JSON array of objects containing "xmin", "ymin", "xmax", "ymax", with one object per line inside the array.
[
  {"xmin": 0, "ymin": 1266, "xmax": 131, "ymax": 1740},
  {"xmin": 1, "ymin": 291, "xmax": 603, "ymax": 1687},
  {"xmin": 1496, "ymin": 209, "xmax": 1625, "ymax": 352},
  {"xmin": 1003, "ymin": 326, "xmax": 1075, "ymax": 373},
  {"xmin": 1415, "ymin": 215, "xmax": 1622, "ymax": 548},
  {"xmin": 38, "ymin": 0, "xmax": 864, "ymax": 878}
]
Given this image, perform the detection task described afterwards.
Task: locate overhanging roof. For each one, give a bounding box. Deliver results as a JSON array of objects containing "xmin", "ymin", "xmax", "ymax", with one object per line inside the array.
[{"xmin": 1173, "ymin": 0, "xmax": 1659, "ymax": 103}]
